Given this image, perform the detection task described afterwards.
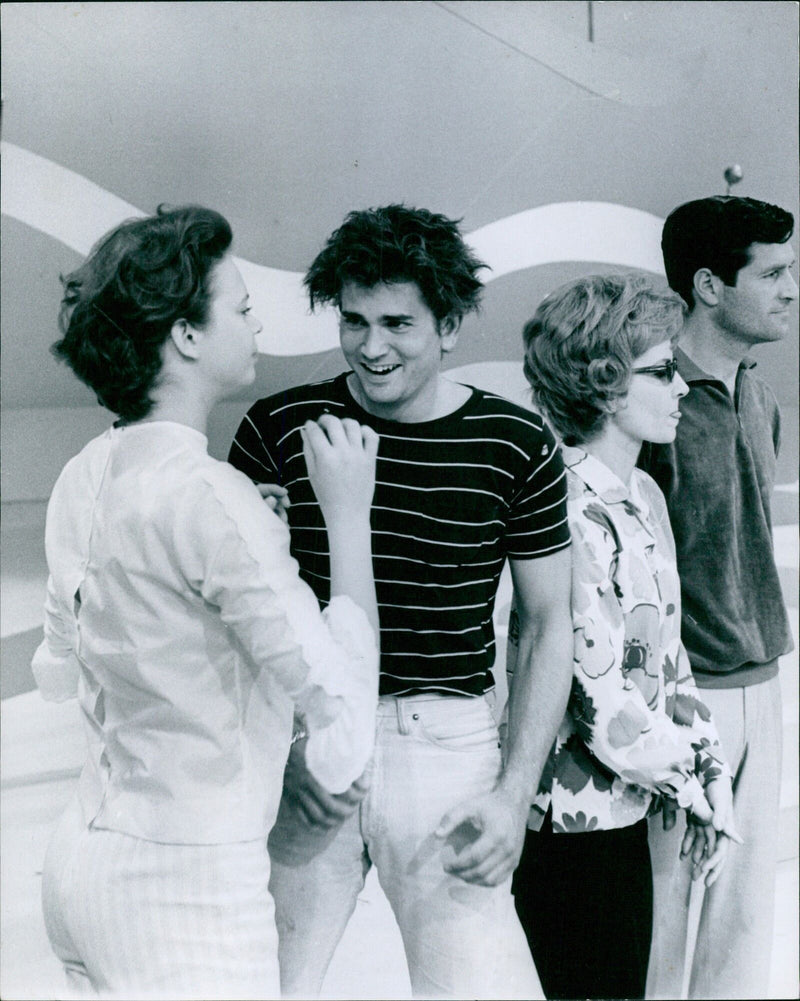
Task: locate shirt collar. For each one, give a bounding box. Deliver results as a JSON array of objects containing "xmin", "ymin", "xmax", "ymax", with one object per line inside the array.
[
  {"xmin": 112, "ymin": 420, "xmax": 209, "ymax": 448},
  {"xmin": 676, "ymin": 346, "xmax": 757, "ymax": 384},
  {"xmin": 563, "ymin": 445, "xmax": 656, "ymax": 541},
  {"xmin": 562, "ymin": 445, "xmax": 633, "ymax": 506}
]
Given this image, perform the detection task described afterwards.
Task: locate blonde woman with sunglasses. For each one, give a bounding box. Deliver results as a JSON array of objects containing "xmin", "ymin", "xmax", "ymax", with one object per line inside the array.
[{"xmin": 507, "ymin": 274, "xmax": 739, "ymax": 1001}]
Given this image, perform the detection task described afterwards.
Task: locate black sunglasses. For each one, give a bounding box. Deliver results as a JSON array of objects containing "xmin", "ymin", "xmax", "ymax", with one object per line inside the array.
[{"xmin": 632, "ymin": 358, "xmax": 679, "ymax": 383}]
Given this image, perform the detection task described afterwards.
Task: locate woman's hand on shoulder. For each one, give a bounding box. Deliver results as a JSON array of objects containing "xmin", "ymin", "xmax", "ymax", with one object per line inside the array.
[{"xmin": 302, "ymin": 415, "xmax": 379, "ymax": 524}]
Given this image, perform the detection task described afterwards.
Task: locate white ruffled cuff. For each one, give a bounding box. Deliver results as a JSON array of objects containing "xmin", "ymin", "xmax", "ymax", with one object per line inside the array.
[
  {"xmin": 673, "ymin": 773, "xmax": 708, "ymax": 816},
  {"xmin": 31, "ymin": 640, "xmax": 80, "ymax": 703},
  {"xmin": 298, "ymin": 596, "xmax": 379, "ymax": 794}
]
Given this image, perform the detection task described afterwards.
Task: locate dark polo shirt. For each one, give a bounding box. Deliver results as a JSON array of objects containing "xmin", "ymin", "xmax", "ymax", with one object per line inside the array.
[{"xmin": 638, "ymin": 347, "xmax": 792, "ymax": 689}]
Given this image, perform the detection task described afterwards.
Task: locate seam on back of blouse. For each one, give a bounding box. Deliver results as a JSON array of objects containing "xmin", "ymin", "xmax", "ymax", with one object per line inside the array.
[{"xmin": 69, "ymin": 431, "xmax": 117, "ymax": 662}]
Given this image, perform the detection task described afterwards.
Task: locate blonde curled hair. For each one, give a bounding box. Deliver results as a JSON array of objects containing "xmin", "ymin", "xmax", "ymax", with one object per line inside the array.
[{"xmin": 522, "ymin": 273, "xmax": 685, "ymax": 444}]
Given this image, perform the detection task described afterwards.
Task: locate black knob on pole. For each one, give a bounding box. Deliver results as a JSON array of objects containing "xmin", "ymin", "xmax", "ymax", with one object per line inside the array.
[{"xmin": 724, "ymin": 164, "xmax": 743, "ymax": 195}]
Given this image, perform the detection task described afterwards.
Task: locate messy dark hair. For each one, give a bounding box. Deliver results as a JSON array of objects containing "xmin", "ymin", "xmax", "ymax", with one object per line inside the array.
[{"xmin": 304, "ymin": 204, "xmax": 487, "ymax": 324}]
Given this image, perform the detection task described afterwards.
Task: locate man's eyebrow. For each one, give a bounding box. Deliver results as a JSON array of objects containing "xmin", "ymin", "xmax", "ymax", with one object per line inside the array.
[{"xmin": 339, "ymin": 310, "xmax": 415, "ymax": 322}]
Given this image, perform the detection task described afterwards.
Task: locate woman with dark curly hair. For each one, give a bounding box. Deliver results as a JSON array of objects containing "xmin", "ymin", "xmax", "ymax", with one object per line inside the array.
[
  {"xmin": 32, "ymin": 205, "xmax": 381, "ymax": 998},
  {"xmin": 507, "ymin": 273, "xmax": 740, "ymax": 1001}
]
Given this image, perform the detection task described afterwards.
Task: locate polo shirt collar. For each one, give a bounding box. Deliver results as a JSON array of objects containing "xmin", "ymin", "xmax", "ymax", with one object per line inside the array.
[{"xmin": 676, "ymin": 346, "xmax": 757, "ymax": 385}]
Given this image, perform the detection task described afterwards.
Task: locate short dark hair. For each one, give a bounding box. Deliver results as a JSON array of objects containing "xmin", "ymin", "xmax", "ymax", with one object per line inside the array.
[
  {"xmin": 304, "ymin": 204, "xmax": 487, "ymax": 323},
  {"xmin": 662, "ymin": 196, "xmax": 794, "ymax": 310},
  {"xmin": 54, "ymin": 205, "xmax": 232, "ymax": 421},
  {"xmin": 523, "ymin": 273, "xmax": 685, "ymax": 445}
]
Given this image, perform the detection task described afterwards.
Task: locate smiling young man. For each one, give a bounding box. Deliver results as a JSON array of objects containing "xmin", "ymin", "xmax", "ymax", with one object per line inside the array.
[
  {"xmin": 639, "ymin": 196, "xmax": 797, "ymax": 1000},
  {"xmin": 229, "ymin": 205, "xmax": 573, "ymax": 998}
]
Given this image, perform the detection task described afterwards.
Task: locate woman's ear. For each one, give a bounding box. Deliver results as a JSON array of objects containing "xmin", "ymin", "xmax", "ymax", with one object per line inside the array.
[{"xmin": 169, "ymin": 318, "xmax": 201, "ymax": 360}]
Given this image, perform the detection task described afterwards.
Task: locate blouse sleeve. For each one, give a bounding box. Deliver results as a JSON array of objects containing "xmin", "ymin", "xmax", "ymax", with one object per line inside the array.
[
  {"xmin": 174, "ymin": 465, "xmax": 379, "ymax": 794},
  {"xmin": 568, "ymin": 505, "xmax": 725, "ymax": 814},
  {"xmin": 31, "ymin": 575, "xmax": 81, "ymax": 702},
  {"xmin": 31, "ymin": 448, "xmax": 98, "ymax": 704}
]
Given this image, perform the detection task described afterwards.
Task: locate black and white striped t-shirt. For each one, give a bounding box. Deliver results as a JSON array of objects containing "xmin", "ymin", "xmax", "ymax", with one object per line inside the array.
[{"xmin": 229, "ymin": 374, "xmax": 570, "ymax": 697}]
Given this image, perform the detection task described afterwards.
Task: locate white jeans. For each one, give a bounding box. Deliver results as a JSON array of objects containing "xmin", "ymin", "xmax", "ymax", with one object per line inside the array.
[
  {"xmin": 268, "ymin": 693, "xmax": 542, "ymax": 999},
  {"xmin": 647, "ymin": 676, "xmax": 783, "ymax": 1000},
  {"xmin": 42, "ymin": 797, "xmax": 281, "ymax": 999}
]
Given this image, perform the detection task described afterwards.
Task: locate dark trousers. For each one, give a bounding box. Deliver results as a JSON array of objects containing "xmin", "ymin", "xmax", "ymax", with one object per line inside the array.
[{"xmin": 512, "ymin": 813, "xmax": 653, "ymax": 1000}]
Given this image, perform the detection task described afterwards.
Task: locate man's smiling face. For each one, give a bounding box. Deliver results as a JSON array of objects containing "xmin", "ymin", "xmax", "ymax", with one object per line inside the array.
[{"xmin": 338, "ymin": 280, "xmax": 458, "ymax": 423}]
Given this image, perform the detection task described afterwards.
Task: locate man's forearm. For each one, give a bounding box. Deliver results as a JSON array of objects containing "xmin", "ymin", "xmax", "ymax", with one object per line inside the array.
[{"xmin": 499, "ymin": 612, "xmax": 573, "ymax": 808}]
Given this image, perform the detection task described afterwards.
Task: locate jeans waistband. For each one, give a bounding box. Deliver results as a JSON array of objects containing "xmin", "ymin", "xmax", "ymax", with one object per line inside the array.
[{"xmin": 377, "ymin": 689, "xmax": 497, "ymax": 716}]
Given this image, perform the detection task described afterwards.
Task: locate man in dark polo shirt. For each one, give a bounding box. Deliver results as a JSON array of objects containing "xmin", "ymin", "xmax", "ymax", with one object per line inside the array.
[
  {"xmin": 229, "ymin": 205, "xmax": 573, "ymax": 998},
  {"xmin": 640, "ymin": 196, "xmax": 796, "ymax": 1000}
]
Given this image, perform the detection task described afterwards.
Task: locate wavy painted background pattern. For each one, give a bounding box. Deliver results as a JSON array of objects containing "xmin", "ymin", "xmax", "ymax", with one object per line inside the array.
[{"xmin": 2, "ymin": 142, "xmax": 665, "ymax": 357}]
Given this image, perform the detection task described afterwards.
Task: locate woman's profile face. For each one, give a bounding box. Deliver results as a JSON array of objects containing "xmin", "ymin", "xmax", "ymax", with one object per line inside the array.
[
  {"xmin": 609, "ymin": 339, "xmax": 689, "ymax": 447},
  {"xmin": 197, "ymin": 253, "xmax": 263, "ymax": 395}
]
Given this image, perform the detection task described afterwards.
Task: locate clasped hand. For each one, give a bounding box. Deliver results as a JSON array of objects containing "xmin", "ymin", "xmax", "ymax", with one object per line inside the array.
[{"xmin": 662, "ymin": 777, "xmax": 742, "ymax": 887}]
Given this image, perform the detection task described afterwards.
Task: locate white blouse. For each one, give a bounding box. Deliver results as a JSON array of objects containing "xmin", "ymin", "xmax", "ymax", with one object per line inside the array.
[{"xmin": 32, "ymin": 421, "xmax": 378, "ymax": 844}]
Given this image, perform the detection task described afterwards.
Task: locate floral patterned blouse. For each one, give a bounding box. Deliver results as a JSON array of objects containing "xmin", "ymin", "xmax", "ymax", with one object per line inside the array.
[{"xmin": 508, "ymin": 446, "xmax": 730, "ymax": 833}]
